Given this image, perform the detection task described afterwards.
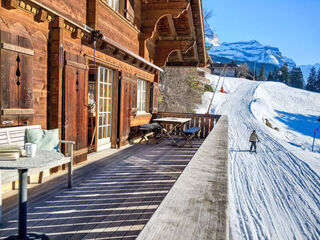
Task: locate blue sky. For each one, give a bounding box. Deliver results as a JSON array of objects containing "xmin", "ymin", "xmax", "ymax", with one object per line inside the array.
[{"xmin": 203, "ymin": 0, "xmax": 320, "ymax": 65}]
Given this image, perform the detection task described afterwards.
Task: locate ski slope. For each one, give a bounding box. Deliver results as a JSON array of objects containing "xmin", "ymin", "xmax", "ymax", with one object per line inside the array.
[{"xmin": 197, "ymin": 71, "xmax": 320, "ymax": 240}]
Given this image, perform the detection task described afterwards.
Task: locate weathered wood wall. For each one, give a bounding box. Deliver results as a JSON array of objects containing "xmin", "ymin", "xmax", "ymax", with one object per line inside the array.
[
  {"xmin": 0, "ymin": 0, "xmax": 205, "ymax": 156},
  {"xmin": 0, "ymin": 7, "xmax": 49, "ymax": 129}
]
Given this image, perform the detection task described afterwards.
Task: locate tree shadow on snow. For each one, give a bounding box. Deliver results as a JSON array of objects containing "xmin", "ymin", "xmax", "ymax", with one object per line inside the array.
[{"xmin": 275, "ymin": 111, "xmax": 320, "ymax": 138}]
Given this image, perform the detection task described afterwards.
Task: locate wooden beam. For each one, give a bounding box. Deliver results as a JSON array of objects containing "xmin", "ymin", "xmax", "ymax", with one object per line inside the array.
[
  {"xmin": 1, "ymin": 109, "xmax": 35, "ymax": 115},
  {"xmin": 65, "ymin": 60, "xmax": 89, "ymax": 70},
  {"xmin": 167, "ymin": 15, "xmax": 177, "ymax": 40},
  {"xmin": 177, "ymin": 50, "xmax": 184, "ymax": 62},
  {"xmin": 141, "ymin": 1, "xmax": 189, "ymax": 40},
  {"xmin": 0, "ymin": 43, "xmax": 34, "ymax": 56},
  {"xmin": 48, "ymin": 16, "xmax": 64, "ymax": 133},
  {"xmin": 86, "ymin": 0, "xmax": 98, "ymax": 29},
  {"xmin": 154, "ymin": 40, "xmax": 194, "ymax": 67}
]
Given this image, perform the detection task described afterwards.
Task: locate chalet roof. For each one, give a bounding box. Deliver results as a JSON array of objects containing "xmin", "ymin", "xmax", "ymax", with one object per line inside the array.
[
  {"xmin": 211, "ymin": 62, "xmax": 239, "ymax": 68},
  {"xmin": 145, "ymin": 0, "xmax": 207, "ymax": 67}
]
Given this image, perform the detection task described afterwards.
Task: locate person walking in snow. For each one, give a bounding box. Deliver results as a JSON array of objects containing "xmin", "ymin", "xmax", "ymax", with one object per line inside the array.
[{"xmin": 249, "ymin": 130, "xmax": 259, "ymax": 153}]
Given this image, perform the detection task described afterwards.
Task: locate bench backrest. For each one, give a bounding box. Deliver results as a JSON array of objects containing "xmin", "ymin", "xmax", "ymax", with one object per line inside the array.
[{"xmin": 0, "ymin": 125, "xmax": 42, "ymax": 147}]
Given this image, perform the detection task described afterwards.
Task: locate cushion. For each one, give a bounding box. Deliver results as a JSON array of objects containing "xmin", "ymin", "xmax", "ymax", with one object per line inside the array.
[{"xmin": 25, "ymin": 128, "xmax": 59, "ymax": 152}]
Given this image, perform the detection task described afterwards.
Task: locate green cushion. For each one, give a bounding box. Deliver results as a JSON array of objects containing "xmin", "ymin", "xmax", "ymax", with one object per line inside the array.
[{"xmin": 25, "ymin": 128, "xmax": 59, "ymax": 151}]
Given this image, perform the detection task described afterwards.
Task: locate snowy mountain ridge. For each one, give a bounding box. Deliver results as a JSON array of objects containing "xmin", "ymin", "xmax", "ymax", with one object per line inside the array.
[
  {"xmin": 197, "ymin": 70, "xmax": 320, "ymax": 239},
  {"xmin": 208, "ymin": 40, "xmax": 296, "ymax": 68}
]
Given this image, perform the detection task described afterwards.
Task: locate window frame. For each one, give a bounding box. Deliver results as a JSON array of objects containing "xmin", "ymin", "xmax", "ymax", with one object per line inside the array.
[
  {"xmin": 137, "ymin": 79, "xmax": 149, "ymax": 114},
  {"xmin": 106, "ymin": 0, "xmax": 120, "ymax": 12}
]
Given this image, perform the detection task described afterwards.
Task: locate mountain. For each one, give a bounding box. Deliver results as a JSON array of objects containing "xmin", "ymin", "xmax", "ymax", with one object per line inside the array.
[
  {"xmin": 197, "ymin": 71, "xmax": 320, "ymax": 239},
  {"xmin": 299, "ymin": 63, "xmax": 320, "ymax": 83},
  {"xmin": 208, "ymin": 40, "xmax": 296, "ymax": 76}
]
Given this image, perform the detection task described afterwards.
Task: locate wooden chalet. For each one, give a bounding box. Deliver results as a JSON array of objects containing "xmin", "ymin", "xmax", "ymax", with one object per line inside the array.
[
  {"xmin": 210, "ymin": 62, "xmax": 238, "ymax": 77},
  {"xmin": 0, "ymin": 0, "xmax": 207, "ymax": 163}
]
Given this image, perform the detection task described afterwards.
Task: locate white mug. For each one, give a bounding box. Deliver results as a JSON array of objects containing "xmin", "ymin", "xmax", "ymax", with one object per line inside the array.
[{"xmin": 25, "ymin": 143, "xmax": 37, "ymax": 158}]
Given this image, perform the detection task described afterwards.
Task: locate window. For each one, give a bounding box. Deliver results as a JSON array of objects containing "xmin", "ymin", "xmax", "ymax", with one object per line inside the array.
[
  {"xmin": 106, "ymin": 0, "xmax": 119, "ymax": 12},
  {"xmin": 137, "ymin": 79, "xmax": 148, "ymax": 112}
]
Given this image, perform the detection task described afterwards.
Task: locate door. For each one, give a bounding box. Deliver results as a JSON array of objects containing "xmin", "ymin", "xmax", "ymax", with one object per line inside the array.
[{"xmin": 96, "ymin": 66, "xmax": 113, "ymax": 151}]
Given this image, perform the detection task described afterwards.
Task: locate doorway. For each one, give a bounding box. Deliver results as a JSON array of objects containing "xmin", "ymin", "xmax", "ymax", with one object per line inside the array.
[{"xmin": 88, "ymin": 65, "xmax": 114, "ymax": 152}]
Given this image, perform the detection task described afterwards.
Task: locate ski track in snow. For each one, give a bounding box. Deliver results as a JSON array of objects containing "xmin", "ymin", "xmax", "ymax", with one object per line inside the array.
[{"xmin": 199, "ymin": 74, "xmax": 320, "ymax": 240}]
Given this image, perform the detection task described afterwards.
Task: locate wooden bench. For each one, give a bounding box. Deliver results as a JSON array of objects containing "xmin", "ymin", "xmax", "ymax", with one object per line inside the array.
[
  {"xmin": 0, "ymin": 125, "xmax": 74, "ymax": 221},
  {"xmin": 182, "ymin": 127, "xmax": 201, "ymax": 147}
]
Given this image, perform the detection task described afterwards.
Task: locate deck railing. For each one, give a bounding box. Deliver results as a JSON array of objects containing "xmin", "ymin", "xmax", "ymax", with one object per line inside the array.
[{"xmin": 153, "ymin": 112, "xmax": 221, "ymax": 138}]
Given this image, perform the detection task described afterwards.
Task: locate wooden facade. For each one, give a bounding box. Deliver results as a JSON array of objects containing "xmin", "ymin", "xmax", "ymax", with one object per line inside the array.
[{"xmin": 0, "ymin": 0, "xmax": 206, "ymax": 163}]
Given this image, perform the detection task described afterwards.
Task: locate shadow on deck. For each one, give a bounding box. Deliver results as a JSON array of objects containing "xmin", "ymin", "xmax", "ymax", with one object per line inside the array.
[{"xmin": 0, "ymin": 139, "xmax": 203, "ymax": 240}]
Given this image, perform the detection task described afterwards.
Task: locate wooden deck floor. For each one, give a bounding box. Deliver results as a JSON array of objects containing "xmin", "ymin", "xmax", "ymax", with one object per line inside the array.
[{"xmin": 0, "ymin": 139, "xmax": 202, "ymax": 240}]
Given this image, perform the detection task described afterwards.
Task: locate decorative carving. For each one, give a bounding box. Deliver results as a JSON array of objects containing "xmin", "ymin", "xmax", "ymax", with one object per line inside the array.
[
  {"xmin": 153, "ymin": 40, "xmax": 194, "ymax": 67},
  {"xmin": 3, "ymin": 0, "xmax": 18, "ymax": 9},
  {"xmin": 72, "ymin": 28, "xmax": 82, "ymax": 39},
  {"xmin": 35, "ymin": 9, "xmax": 47, "ymax": 22}
]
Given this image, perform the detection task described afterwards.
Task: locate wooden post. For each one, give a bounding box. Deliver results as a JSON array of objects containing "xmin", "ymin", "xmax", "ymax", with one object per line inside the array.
[{"xmin": 48, "ymin": 17, "xmax": 64, "ymax": 135}]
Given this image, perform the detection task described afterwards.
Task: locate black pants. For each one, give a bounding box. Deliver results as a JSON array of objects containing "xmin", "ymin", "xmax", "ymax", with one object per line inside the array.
[{"xmin": 250, "ymin": 141, "xmax": 257, "ymax": 152}]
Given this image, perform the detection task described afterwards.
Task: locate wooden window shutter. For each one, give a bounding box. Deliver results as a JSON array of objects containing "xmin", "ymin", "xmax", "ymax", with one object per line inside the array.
[
  {"xmin": 0, "ymin": 30, "xmax": 34, "ymax": 126},
  {"xmin": 149, "ymin": 82, "xmax": 154, "ymax": 113},
  {"xmin": 152, "ymin": 82, "xmax": 159, "ymax": 114},
  {"xmin": 131, "ymin": 76, "xmax": 137, "ymax": 116}
]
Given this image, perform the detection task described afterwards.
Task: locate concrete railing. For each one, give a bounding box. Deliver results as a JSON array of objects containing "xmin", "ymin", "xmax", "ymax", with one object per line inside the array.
[{"xmin": 137, "ymin": 115, "xmax": 229, "ymax": 240}]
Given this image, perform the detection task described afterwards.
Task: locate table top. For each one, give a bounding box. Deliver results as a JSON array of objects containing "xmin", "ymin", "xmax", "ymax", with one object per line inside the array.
[
  {"xmin": 0, "ymin": 150, "xmax": 65, "ymax": 170},
  {"xmin": 153, "ymin": 117, "xmax": 191, "ymax": 124}
]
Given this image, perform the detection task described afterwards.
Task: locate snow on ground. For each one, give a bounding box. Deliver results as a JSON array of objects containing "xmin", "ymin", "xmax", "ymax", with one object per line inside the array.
[{"xmin": 197, "ymin": 70, "xmax": 320, "ymax": 239}]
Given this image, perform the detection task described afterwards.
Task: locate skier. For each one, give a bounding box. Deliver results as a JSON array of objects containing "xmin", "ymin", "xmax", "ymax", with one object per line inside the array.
[{"xmin": 249, "ymin": 130, "xmax": 259, "ymax": 153}]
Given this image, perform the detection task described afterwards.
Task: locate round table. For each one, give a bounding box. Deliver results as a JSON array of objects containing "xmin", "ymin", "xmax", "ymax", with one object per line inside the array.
[{"xmin": 0, "ymin": 150, "xmax": 64, "ymax": 240}]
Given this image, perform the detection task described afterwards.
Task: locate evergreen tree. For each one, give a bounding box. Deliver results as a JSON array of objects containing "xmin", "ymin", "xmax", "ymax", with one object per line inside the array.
[
  {"xmin": 279, "ymin": 63, "xmax": 290, "ymax": 84},
  {"xmin": 258, "ymin": 64, "xmax": 266, "ymax": 81},
  {"xmin": 271, "ymin": 67, "xmax": 279, "ymax": 81},
  {"xmin": 267, "ymin": 71, "xmax": 273, "ymax": 81},
  {"xmin": 289, "ymin": 67, "xmax": 304, "ymax": 89},
  {"xmin": 315, "ymin": 68, "xmax": 320, "ymax": 92},
  {"xmin": 253, "ymin": 69, "xmax": 257, "ymax": 81},
  {"xmin": 306, "ymin": 67, "xmax": 317, "ymax": 92}
]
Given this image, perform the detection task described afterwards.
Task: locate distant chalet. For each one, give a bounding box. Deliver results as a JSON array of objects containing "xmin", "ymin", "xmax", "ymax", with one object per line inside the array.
[{"xmin": 210, "ymin": 62, "xmax": 239, "ymax": 77}]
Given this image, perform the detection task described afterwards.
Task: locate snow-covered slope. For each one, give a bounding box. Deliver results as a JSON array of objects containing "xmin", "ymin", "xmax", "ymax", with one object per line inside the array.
[
  {"xmin": 197, "ymin": 71, "xmax": 320, "ymax": 239},
  {"xmin": 209, "ymin": 40, "xmax": 296, "ymax": 68}
]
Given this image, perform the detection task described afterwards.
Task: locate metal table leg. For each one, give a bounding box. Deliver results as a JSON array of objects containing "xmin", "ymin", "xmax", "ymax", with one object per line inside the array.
[
  {"xmin": 5, "ymin": 169, "xmax": 49, "ymax": 240},
  {"xmin": 19, "ymin": 169, "xmax": 28, "ymax": 240}
]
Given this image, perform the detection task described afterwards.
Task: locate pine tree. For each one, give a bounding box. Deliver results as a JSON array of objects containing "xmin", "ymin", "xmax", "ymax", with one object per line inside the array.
[
  {"xmin": 267, "ymin": 71, "xmax": 273, "ymax": 81},
  {"xmin": 315, "ymin": 68, "xmax": 320, "ymax": 92},
  {"xmin": 306, "ymin": 67, "xmax": 317, "ymax": 92},
  {"xmin": 279, "ymin": 63, "xmax": 289, "ymax": 84},
  {"xmin": 289, "ymin": 67, "xmax": 304, "ymax": 89},
  {"xmin": 272, "ymin": 67, "xmax": 279, "ymax": 81},
  {"xmin": 258, "ymin": 64, "xmax": 266, "ymax": 81}
]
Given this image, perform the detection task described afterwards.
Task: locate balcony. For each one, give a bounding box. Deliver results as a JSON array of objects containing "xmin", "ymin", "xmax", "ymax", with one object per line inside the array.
[{"xmin": 0, "ymin": 113, "xmax": 228, "ymax": 240}]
